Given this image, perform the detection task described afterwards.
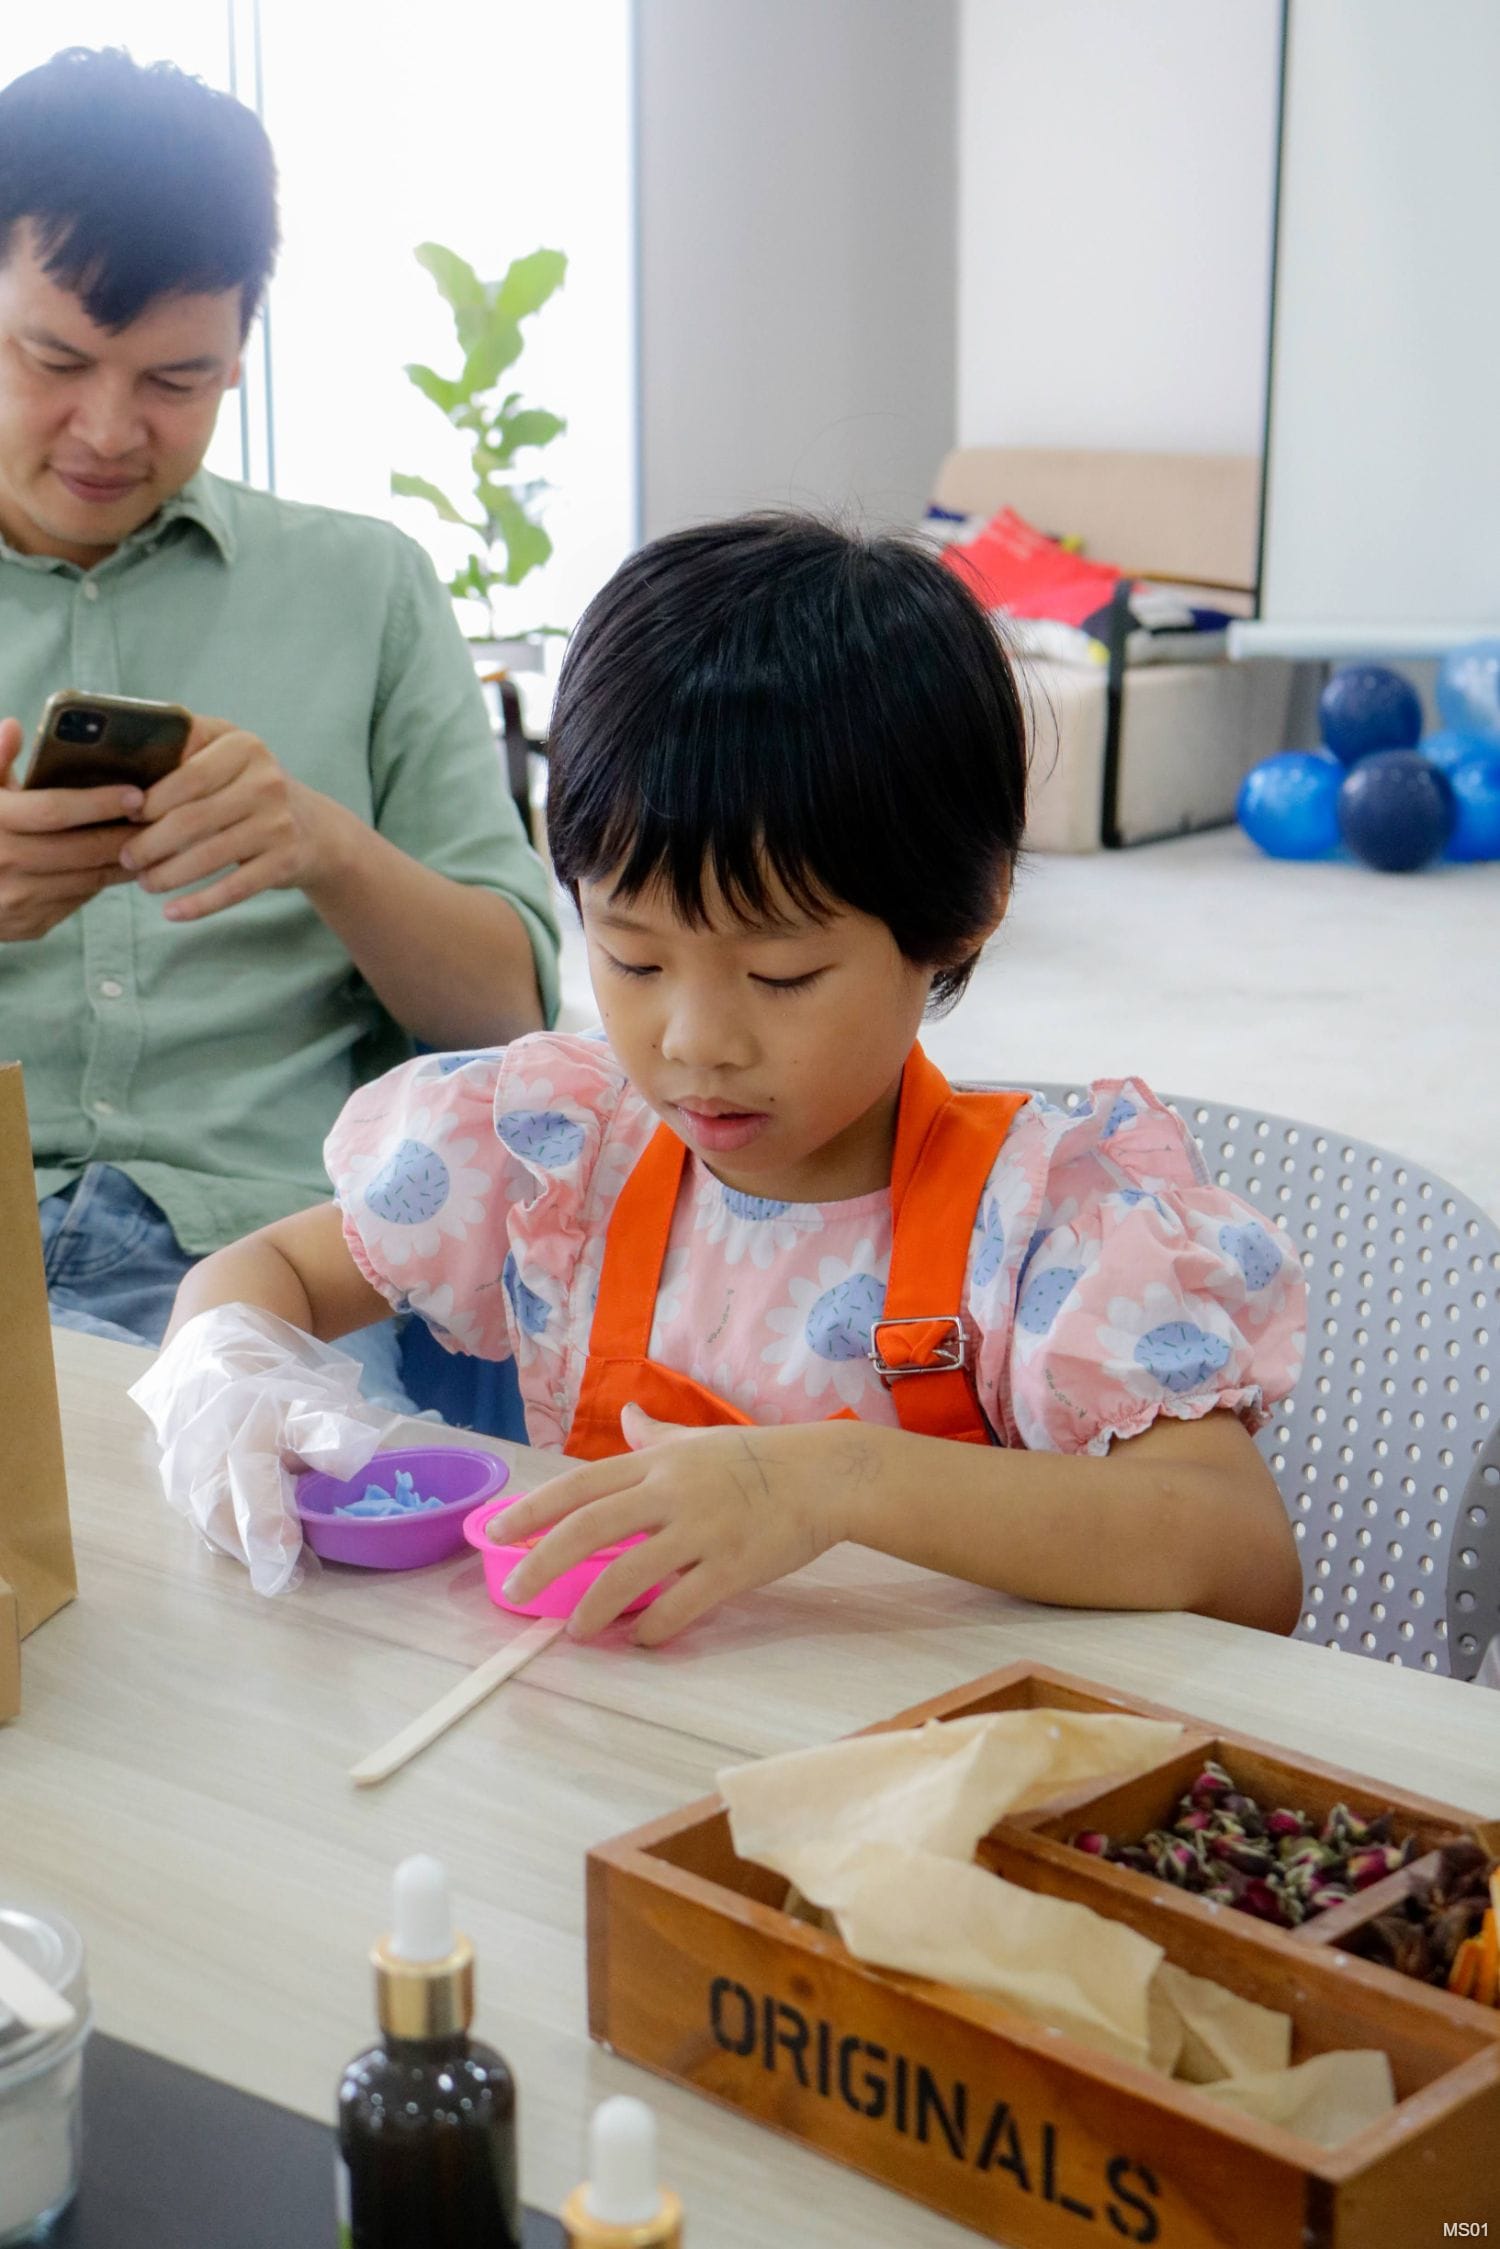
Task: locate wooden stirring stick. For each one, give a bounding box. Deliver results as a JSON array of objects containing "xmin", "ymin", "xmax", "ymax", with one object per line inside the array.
[{"xmin": 351, "ymin": 1619, "xmax": 564, "ymax": 1788}]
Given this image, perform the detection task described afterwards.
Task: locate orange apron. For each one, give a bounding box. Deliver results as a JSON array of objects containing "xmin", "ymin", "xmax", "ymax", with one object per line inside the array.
[{"xmin": 564, "ymin": 1046, "xmax": 1028, "ymax": 1459}]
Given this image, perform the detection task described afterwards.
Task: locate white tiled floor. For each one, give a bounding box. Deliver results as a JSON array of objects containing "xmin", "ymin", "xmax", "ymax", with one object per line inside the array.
[{"xmin": 553, "ymin": 826, "xmax": 1500, "ymax": 1220}]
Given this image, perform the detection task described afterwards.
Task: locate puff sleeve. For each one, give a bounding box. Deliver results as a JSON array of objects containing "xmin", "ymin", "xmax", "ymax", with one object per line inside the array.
[
  {"xmin": 323, "ymin": 1032, "xmax": 645, "ymax": 1374},
  {"xmin": 998, "ymin": 1083, "xmax": 1307, "ymax": 1456}
]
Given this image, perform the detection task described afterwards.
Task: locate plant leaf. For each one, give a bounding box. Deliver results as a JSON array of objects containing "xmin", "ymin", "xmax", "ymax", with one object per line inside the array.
[
  {"xmin": 446, "ymin": 553, "xmax": 495, "ymax": 603},
  {"xmin": 391, "ymin": 472, "xmax": 478, "ymax": 529},
  {"xmin": 485, "ymin": 407, "xmax": 567, "ymax": 468},
  {"xmin": 416, "ymin": 241, "xmax": 485, "ymax": 310},
  {"xmin": 403, "ymin": 361, "xmax": 464, "ymax": 416},
  {"xmin": 460, "ymin": 314, "xmax": 524, "ymax": 397},
  {"xmin": 491, "ymin": 247, "xmax": 567, "ymax": 324},
  {"xmin": 483, "ymin": 485, "xmax": 553, "ymax": 585}
]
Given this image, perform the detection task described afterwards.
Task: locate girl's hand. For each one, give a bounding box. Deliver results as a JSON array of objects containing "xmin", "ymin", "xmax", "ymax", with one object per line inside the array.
[{"xmin": 492, "ymin": 1409, "xmax": 879, "ymax": 1645}]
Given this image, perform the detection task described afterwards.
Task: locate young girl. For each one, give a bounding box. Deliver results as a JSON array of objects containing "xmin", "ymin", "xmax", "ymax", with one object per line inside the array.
[{"xmin": 166, "ymin": 516, "xmax": 1306, "ymax": 1645}]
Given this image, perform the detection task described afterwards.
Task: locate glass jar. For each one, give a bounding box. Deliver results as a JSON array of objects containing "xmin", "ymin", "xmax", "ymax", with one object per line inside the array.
[{"xmin": 0, "ymin": 1907, "xmax": 92, "ymax": 2245}]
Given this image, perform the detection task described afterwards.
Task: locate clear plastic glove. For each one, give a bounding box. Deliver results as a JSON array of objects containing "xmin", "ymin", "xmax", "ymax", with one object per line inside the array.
[{"xmin": 129, "ymin": 1304, "xmax": 397, "ymax": 1595}]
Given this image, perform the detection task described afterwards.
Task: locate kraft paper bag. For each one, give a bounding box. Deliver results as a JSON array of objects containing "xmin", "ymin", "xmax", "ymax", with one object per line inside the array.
[{"xmin": 0, "ymin": 1064, "xmax": 77, "ymax": 1716}]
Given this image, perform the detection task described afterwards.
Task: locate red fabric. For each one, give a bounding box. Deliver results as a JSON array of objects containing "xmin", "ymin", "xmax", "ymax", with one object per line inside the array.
[{"xmin": 942, "ymin": 506, "xmax": 1126, "ymax": 628}]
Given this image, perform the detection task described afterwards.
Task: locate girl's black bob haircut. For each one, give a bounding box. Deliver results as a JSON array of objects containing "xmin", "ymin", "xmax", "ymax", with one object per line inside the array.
[{"xmin": 546, "ymin": 513, "xmax": 1027, "ymax": 1013}]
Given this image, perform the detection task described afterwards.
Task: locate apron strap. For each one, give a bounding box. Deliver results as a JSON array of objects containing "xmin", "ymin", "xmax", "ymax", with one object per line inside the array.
[
  {"xmin": 583, "ymin": 1120, "xmax": 689, "ymax": 1363},
  {"xmin": 875, "ymin": 1046, "xmax": 1029, "ymax": 1444}
]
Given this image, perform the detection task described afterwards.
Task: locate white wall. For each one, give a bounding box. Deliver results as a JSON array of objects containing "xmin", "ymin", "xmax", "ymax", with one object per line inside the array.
[
  {"xmin": 635, "ymin": 0, "xmax": 958, "ymax": 537},
  {"xmin": 958, "ymin": 0, "xmax": 1282, "ymax": 455}
]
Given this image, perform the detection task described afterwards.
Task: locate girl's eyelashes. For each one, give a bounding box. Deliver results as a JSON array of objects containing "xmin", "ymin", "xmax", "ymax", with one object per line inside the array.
[
  {"xmin": 598, "ymin": 948, "xmax": 826, "ymax": 995},
  {"xmin": 751, "ymin": 969, "xmax": 826, "ymax": 994}
]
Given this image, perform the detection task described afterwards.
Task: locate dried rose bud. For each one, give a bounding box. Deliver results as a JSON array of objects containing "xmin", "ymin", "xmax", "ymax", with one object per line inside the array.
[
  {"xmin": 1306, "ymin": 1880, "xmax": 1352, "ymax": 1911},
  {"xmin": 1208, "ymin": 1839, "xmax": 1273, "ymax": 1877},
  {"xmin": 1159, "ymin": 1841, "xmax": 1199, "ymax": 1882},
  {"xmin": 1189, "ymin": 1765, "xmax": 1233, "ymax": 1808},
  {"xmin": 1347, "ymin": 1848, "xmax": 1394, "ymax": 1890},
  {"xmin": 1072, "ymin": 1831, "xmax": 1110, "ymax": 1856},
  {"xmin": 1266, "ymin": 1809, "xmax": 1311, "ymax": 1841},
  {"xmin": 1177, "ymin": 1809, "xmax": 1214, "ymax": 1833},
  {"xmin": 1238, "ymin": 1879, "xmax": 1290, "ymax": 1924}
]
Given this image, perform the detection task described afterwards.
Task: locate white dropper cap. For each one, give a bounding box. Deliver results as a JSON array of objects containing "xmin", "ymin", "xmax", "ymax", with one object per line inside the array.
[
  {"xmin": 390, "ymin": 1854, "xmax": 452, "ymax": 1961},
  {"xmin": 583, "ymin": 2096, "xmax": 662, "ymax": 2226}
]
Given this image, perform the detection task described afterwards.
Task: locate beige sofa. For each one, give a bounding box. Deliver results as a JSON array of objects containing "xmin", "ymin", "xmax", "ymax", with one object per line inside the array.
[{"xmin": 930, "ymin": 448, "xmax": 1296, "ymax": 853}]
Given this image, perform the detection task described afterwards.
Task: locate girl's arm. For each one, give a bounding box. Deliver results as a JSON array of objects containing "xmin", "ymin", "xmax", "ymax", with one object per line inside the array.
[
  {"xmin": 836, "ymin": 1408, "xmax": 1302, "ymax": 1632},
  {"xmin": 494, "ymin": 1407, "xmax": 1304, "ymax": 1645},
  {"xmin": 165, "ymin": 1203, "xmax": 392, "ymax": 1346}
]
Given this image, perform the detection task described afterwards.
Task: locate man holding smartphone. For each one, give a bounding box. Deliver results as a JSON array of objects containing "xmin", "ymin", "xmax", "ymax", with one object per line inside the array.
[{"xmin": 0, "ymin": 48, "xmax": 560, "ymax": 1396}]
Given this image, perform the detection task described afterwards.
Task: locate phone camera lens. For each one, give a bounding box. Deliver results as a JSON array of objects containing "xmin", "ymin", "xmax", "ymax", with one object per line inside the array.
[{"xmin": 56, "ymin": 708, "xmax": 106, "ymax": 744}]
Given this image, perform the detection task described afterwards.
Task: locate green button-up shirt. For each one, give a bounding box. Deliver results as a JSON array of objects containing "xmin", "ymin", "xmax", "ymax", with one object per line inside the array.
[{"xmin": 0, "ymin": 471, "xmax": 560, "ymax": 1253}]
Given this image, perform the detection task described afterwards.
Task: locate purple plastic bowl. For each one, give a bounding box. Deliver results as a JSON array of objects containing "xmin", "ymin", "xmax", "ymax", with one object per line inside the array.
[{"xmin": 295, "ymin": 1446, "xmax": 509, "ymax": 1571}]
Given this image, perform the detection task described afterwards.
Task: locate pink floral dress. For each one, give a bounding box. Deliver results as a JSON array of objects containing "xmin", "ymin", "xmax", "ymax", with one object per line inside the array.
[{"xmin": 324, "ymin": 1032, "xmax": 1306, "ymax": 1455}]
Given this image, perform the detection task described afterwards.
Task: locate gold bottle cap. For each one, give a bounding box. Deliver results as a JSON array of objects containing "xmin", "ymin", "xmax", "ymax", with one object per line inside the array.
[
  {"xmin": 562, "ymin": 2098, "xmax": 683, "ymax": 2246},
  {"xmin": 560, "ymin": 2182, "xmax": 683, "ymax": 2249},
  {"xmin": 372, "ymin": 1857, "xmax": 474, "ymax": 2041},
  {"xmin": 373, "ymin": 1930, "xmax": 474, "ymax": 2041}
]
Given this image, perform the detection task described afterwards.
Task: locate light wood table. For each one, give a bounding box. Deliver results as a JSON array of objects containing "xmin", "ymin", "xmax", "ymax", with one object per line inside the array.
[{"xmin": 5, "ymin": 1328, "xmax": 1500, "ymax": 2245}]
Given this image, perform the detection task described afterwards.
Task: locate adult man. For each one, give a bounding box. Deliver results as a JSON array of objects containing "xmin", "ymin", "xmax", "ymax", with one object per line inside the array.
[{"xmin": 0, "ymin": 50, "xmax": 560, "ymax": 1394}]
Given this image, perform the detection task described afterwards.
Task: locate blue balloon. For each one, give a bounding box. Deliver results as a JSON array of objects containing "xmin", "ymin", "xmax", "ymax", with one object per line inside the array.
[
  {"xmin": 1421, "ymin": 726, "xmax": 1489, "ymax": 776},
  {"xmin": 1319, "ymin": 665, "xmax": 1423, "ymax": 764},
  {"xmin": 1237, "ymin": 750, "xmax": 1342, "ymax": 860},
  {"xmin": 1436, "ymin": 639, "xmax": 1500, "ymax": 748},
  {"xmin": 1444, "ymin": 746, "xmax": 1500, "ymax": 862},
  {"xmin": 1337, "ymin": 750, "xmax": 1454, "ymax": 872}
]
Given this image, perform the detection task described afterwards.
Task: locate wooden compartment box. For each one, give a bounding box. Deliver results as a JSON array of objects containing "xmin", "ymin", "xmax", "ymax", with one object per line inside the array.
[{"xmin": 586, "ymin": 1663, "xmax": 1500, "ymax": 2248}]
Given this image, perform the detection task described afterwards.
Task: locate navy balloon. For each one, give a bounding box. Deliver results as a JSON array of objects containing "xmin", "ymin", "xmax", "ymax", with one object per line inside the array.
[
  {"xmin": 1337, "ymin": 750, "xmax": 1454, "ymax": 872},
  {"xmin": 1445, "ymin": 747, "xmax": 1500, "ymax": 862},
  {"xmin": 1237, "ymin": 750, "xmax": 1342, "ymax": 860},
  {"xmin": 1318, "ymin": 665, "xmax": 1423, "ymax": 764},
  {"xmin": 1436, "ymin": 639, "xmax": 1500, "ymax": 748}
]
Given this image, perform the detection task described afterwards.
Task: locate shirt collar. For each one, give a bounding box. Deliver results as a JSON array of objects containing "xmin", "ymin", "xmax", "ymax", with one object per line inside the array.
[
  {"xmin": 0, "ymin": 468, "xmax": 237, "ymax": 574},
  {"xmin": 147, "ymin": 471, "xmax": 237, "ymax": 564}
]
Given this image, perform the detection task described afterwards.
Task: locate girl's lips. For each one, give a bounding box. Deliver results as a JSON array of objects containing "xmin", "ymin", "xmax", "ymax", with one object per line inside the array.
[{"xmin": 671, "ymin": 1103, "xmax": 769, "ymax": 1154}]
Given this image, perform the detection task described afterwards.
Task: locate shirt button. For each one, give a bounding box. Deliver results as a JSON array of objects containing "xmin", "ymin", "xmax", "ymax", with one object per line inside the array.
[
  {"xmin": 91, "ymin": 1098, "xmax": 115, "ymax": 1116},
  {"xmin": 98, "ymin": 978, "xmax": 124, "ymax": 1000},
  {"xmin": 81, "ymin": 580, "xmax": 100, "ymax": 600}
]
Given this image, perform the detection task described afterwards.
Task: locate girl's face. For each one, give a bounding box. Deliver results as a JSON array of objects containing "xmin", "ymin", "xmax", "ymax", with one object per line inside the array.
[{"xmin": 579, "ymin": 870, "xmax": 936, "ymax": 1202}]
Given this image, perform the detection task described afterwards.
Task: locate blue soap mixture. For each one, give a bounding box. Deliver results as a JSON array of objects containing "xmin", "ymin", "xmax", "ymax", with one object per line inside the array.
[{"xmin": 336, "ymin": 1468, "xmax": 445, "ymax": 1518}]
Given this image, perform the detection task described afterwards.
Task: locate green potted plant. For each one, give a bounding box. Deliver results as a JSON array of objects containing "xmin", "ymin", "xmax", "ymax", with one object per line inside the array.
[{"xmin": 392, "ymin": 240, "xmax": 567, "ymax": 669}]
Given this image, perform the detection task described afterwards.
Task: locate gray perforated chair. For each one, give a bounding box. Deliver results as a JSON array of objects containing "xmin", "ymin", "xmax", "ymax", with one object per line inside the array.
[{"xmin": 982, "ymin": 1083, "xmax": 1500, "ymax": 1678}]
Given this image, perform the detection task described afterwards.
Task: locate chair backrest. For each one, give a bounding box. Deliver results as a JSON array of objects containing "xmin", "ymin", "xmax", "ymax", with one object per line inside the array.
[{"xmin": 979, "ymin": 1083, "xmax": 1500, "ymax": 1678}]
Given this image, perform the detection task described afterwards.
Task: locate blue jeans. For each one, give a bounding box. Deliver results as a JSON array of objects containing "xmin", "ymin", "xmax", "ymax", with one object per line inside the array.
[{"xmin": 40, "ymin": 1164, "xmax": 415, "ymax": 1413}]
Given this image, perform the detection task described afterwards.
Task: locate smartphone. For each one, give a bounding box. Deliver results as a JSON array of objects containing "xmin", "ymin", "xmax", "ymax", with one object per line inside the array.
[{"xmin": 24, "ymin": 690, "xmax": 192, "ymax": 792}]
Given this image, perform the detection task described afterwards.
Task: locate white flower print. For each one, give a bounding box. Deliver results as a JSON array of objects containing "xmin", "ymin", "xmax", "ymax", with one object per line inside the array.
[
  {"xmin": 1093, "ymin": 1282, "xmax": 1242, "ymax": 1409},
  {"xmin": 693, "ymin": 1170, "xmax": 826, "ymax": 1269},
  {"xmin": 761, "ymin": 1238, "xmax": 890, "ymax": 1407},
  {"xmin": 401, "ymin": 1278, "xmax": 487, "ymax": 1355},
  {"xmin": 650, "ymin": 1244, "xmax": 694, "ymax": 1340},
  {"xmin": 967, "ymin": 1147, "xmax": 1036, "ymax": 1304},
  {"xmin": 345, "ymin": 1103, "xmax": 494, "ymax": 1267},
  {"xmin": 1010, "ymin": 1216, "xmax": 1101, "ymax": 1360},
  {"xmin": 703, "ymin": 1357, "xmax": 779, "ymax": 1422}
]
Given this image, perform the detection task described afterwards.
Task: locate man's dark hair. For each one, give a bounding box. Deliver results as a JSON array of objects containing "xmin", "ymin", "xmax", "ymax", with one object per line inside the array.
[
  {"xmin": 0, "ymin": 47, "xmax": 278, "ymax": 335},
  {"xmin": 546, "ymin": 514, "xmax": 1029, "ymax": 1014}
]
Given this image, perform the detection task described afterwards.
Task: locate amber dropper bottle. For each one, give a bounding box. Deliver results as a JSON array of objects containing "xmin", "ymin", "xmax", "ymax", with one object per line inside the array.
[{"xmin": 337, "ymin": 1855, "xmax": 520, "ymax": 2249}]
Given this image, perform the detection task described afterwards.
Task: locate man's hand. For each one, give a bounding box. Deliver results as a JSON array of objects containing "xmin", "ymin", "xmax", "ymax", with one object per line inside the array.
[
  {"xmin": 0, "ymin": 716, "xmax": 141, "ymax": 941},
  {"xmin": 119, "ymin": 713, "xmax": 336, "ymax": 922},
  {"xmin": 493, "ymin": 1408, "xmax": 870, "ymax": 1645}
]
